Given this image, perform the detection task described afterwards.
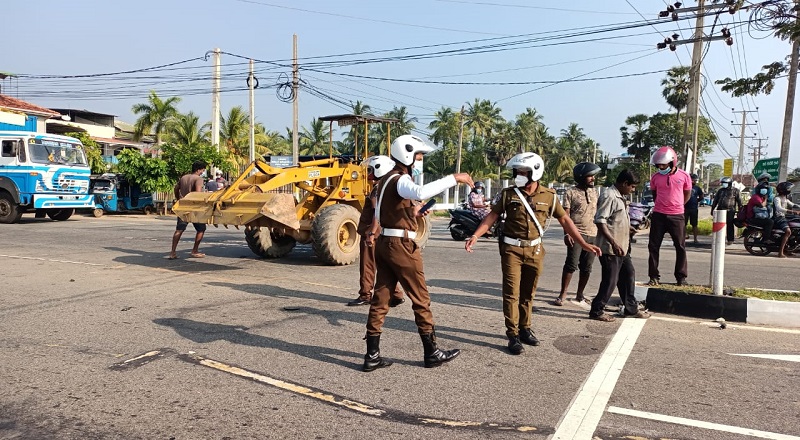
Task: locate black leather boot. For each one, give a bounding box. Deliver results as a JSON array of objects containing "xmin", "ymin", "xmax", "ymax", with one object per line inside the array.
[
  {"xmin": 519, "ymin": 328, "xmax": 540, "ymax": 346},
  {"xmin": 420, "ymin": 330, "xmax": 460, "ymax": 368},
  {"xmin": 363, "ymin": 334, "xmax": 392, "ymax": 372}
]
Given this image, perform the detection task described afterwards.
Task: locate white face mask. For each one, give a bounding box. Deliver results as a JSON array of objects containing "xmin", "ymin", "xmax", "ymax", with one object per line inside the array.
[
  {"xmin": 514, "ymin": 175, "xmax": 529, "ymax": 187},
  {"xmin": 412, "ymin": 159, "xmax": 423, "ymax": 177},
  {"xmin": 721, "ymin": 183, "xmax": 729, "ymax": 188}
]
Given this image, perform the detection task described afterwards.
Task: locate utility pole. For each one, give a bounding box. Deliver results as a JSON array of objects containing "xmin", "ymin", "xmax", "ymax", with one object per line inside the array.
[
  {"xmin": 248, "ymin": 59, "xmax": 256, "ymax": 167},
  {"xmin": 657, "ymin": 1, "xmax": 737, "ymax": 171},
  {"xmin": 453, "ymin": 105, "xmax": 465, "ymax": 208},
  {"xmin": 292, "ymin": 34, "xmax": 299, "ymax": 166},
  {"xmin": 778, "ymin": 9, "xmax": 799, "ymax": 181},
  {"xmin": 211, "ymin": 48, "xmax": 221, "ymax": 175},
  {"xmin": 750, "ymin": 137, "xmax": 768, "ymax": 163},
  {"xmin": 684, "ymin": 0, "xmax": 704, "ymax": 173},
  {"xmin": 731, "ymin": 109, "xmax": 758, "ymax": 178}
]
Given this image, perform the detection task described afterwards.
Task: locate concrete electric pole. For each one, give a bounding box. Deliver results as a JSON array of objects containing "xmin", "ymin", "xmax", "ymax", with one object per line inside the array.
[
  {"xmin": 248, "ymin": 59, "xmax": 256, "ymax": 168},
  {"xmin": 292, "ymin": 34, "xmax": 299, "ymax": 166},
  {"xmin": 778, "ymin": 25, "xmax": 799, "ymax": 181},
  {"xmin": 211, "ymin": 48, "xmax": 221, "ymax": 173},
  {"xmin": 732, "ymin": 109, "xmax": 758, "ymax": 178}
]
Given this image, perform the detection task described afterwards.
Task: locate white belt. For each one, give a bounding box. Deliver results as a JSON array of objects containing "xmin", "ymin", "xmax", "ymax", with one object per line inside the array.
[
  {"xmin": 502, "ymin": 236, "xmax": 541, "ymax": 247},
  {"xmin": 381, "ymin": 228, "xmax": 417, "ymax": 239}
]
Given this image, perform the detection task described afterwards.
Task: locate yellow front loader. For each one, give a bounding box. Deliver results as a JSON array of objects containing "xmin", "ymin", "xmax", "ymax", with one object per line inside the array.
[{"xmin": 172, "ymin": 115, "xmax": 431, "ymax": 265}]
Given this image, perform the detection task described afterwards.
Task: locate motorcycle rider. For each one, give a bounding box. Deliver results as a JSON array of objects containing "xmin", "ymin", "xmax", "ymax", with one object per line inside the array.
[
  {"xmin": 468, "ymin": 181, "xmax": 491, "ymax": 220},
  {"xmin": 647, "ymin": 146, "xmax": 691, "ymax": 286},
  {"xmin": 553, "ymin": 162, "xmax": 600, "ymax": 306},
  {"xmin": 465, "ymin": 152, "xmax": 601, "ymax": 355},
  {"xmin": 348, "ymin": 155, "xmax": 405, "ymax": 307},
  {"xmin": 711, "ymin": 177, "xmax": 742, "ymax": 245},
  {"xmin": 774, "ymin": 182, "xmax": 799, "ymax": 258},
  {"xmin": 745, "ymin": 184, "xmax": 774, "ymax": 243}
]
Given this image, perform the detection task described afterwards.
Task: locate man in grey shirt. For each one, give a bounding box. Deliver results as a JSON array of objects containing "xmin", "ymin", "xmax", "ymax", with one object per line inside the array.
[{"xmin": 590, "ymin": 169, "xmax": 649, "ymax": 321}]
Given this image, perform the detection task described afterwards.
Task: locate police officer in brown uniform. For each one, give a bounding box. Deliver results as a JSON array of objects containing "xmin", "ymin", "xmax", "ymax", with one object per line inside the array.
[
  {"xmin": 466, "ymin": 152, "xmax": 601, "ymax": 355},
  {"xmin": 363, "ymin": 135, "xmax": 474, "ymax": 372},
  {"xmin": 348, "ymin": 155, "xmax": 405, "ymax": 307}
]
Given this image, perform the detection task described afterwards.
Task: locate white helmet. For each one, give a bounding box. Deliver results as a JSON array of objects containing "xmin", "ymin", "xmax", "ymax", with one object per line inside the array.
[
  {"xmin": 506, "ymin": 152, "xmax": 545, "ymax": 182},
  {"xmin": 651, "ymin": 146, "xmax": 677, "ymax": 166},
  {"xmin": 364, "ymin": 155, "xmax": 395, "ymax": 179},
  {"xmin": 390, "ymin": 134, "xmax": 434, "ymax": 166}
]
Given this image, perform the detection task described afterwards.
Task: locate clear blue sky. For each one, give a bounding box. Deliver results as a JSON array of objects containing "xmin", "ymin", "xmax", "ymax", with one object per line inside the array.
[{"xmin": 3, "ymin": 0, "xmax": 798, "ymax": 170}]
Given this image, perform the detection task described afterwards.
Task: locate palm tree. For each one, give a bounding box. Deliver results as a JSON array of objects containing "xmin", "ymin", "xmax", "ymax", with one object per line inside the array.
[
  {"xmin": 619, "ymin": 114, "xmax": 651, "ymax": 161},
  {"xmin": 513, "ymin": 107, "xmax": 545, "ymax": 153},
  {"xmin": 372, "ymin": 106, "xmax": 418, "ymax": 156},
  {"xmin": 167, "ymin": 112, "xmax": 209, "ymax": 149},
  {"xmin": 300, "ymin": 118, "xmax": 332, "ymax": 156},
  {"xmin": 661, "ymin": 66, "xmax": 690, "ymax": 121},
  {"xmin": 342, "ymin": 101, "xmax": 372, "ymax": 156},
  {"xmin": 428, "ymin": 107, "xmax": 460, "ymax": 171},
  {"xmin": 131, "ymin": 91, "xmax": 181, "ymax": 145},
  {"xmin": 220, "ymin": 106, "xmax": 249, "ymax": 152},
  {"xmin": 465, "ymin": 98, "xmax": 503, "ymax": 141}
]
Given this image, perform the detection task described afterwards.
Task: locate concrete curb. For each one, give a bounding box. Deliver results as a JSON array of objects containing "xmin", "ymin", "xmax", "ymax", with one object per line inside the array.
[{"xmin": 636, "ymin": 285, "xmax": 800, "ymax": 328}]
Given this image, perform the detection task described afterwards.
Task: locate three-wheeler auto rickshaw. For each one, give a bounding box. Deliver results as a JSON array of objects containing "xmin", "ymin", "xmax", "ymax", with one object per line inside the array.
[{"xmin": 89, "ymin": 173, "xmax": 154, "ymax": 217}]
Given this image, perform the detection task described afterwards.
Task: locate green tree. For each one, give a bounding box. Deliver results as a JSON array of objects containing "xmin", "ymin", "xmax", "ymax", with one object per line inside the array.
[
  {"xmin": 619, "ymin": 114, "xmax": 652, "ymax": 162},
  {"xmin": 300, "ymin": 118, "xmax": 332, "ymax": 156},
  {"xmin": 116, "ymin": 149, "xmax": 173, "ymax": 192},
  {"xmin": 160, "ymin": 142, "xmax": 231, "ymax": 182},
  {"xmin": 166, "ymin": 112, "xmax": 209, "ymax": 149},
  {"xmin": 513, "ymin": 107, "xmax": 545, "ymax": 154},
  {"xmin": 131, "ymin": 91, "xmax": 181, "ymax": 145},
  {"xmin": 465, "ymin": 98, "xmax": 503, "ymax": 141},
  {"xmin": 661, "ymin": 66, "xmax": 690, "ymax": 122}
]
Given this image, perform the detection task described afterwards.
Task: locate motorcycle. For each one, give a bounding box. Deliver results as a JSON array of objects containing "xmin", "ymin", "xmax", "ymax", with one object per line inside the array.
[
  {"xmin": 447, "ymin": 206, "xmax": 503, "ymax": 241},
  {"xmin": 629, "ymin": 202, "xmax": 653, "ymax": 231},
  {"xmin": 742, "ymin": 215, "xmax": 800, "ymax": 256}
]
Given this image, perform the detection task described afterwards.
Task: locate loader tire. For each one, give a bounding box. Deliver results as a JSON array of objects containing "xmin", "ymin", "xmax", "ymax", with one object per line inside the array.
[
  {"xmin": 245, "ymin": 227, "xmax": 296, "ymax": 259},
  {"xmin": 312, "ymin": 204, "xmax": 360, "ymax": 266},
  {"xmin": 415, "ymin": 215, "xmax": 432, "ymax": 249}
]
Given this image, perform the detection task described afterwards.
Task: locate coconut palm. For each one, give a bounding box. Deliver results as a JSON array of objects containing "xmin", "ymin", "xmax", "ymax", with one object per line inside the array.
[
  {"xmin": 513, "ymin": 107, "xmax": 545, "ymax": 153},
  {"xmin": 619, "ymin": 114, "xmax": 651, "ymax": 161},
  {"xmin": 371, "ymin": 106, "xmax": 418, "ymax": 156},
  {"xmin": 131, "ymin": 91, "xmax": 181, "ymax": 145},
  {"xmin": 300, "ymin": 118, "xmax": 333, "ymax": 156},
  {"xmin": 167, "ymin": 112, "xmax": 209, "ymax": 149},
  {"xmin": 465, "ymin": 98, "xmax": 503, "ymax": 141}
]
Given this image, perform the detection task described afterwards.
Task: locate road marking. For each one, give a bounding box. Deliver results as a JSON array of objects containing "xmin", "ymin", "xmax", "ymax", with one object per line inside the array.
[
  {"xmin": 180, "ymin": 353, "xmax": 544, "ymax": 433},
  {"xmin": 110, "ymin": 349, "xmax": 174, "ymax": 370},
  {"xmin": 730, "ymin": 354, "xmax": 800, "ymax": 363},
  {"xmin": 651, "ymin": 316, "xmax": 800, "ymax": 334},
  {"xmin": 551, "ymin": 318, "xmax": 647, "ymax": 440},
  {"xmin": 607, "ymin": 406, "xmax": 800, "ymax": 440},
  {"xmin": 0, "ymin": 254, "xmax": 104, "ymax": 266}
]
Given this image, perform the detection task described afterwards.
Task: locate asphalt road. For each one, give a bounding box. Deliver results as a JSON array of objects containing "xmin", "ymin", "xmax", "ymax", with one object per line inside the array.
[{"xmin": 0, "ymin": 209, "xmax": 798, "ymax": 440}]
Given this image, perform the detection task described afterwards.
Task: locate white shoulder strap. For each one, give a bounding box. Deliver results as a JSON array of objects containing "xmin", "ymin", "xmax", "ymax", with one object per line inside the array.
[
  {"xmin": 513, "ymin": 187, "xmax": 545, "ymax": 236},
  {"xmin": 375, "ymin": 173, "xmax": 400, "ymax": 225}
]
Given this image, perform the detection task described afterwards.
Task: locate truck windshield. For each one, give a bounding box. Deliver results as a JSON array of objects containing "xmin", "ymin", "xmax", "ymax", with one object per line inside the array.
[{"xmin": 28, "ymin": 140, "xmax": 88, "ymax": 166}]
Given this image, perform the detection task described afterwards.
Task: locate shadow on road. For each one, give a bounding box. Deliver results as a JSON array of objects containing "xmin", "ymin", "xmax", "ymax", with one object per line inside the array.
[{"xmin": 105, "ymin": 246, "xmax": 243, "ymax": 272}]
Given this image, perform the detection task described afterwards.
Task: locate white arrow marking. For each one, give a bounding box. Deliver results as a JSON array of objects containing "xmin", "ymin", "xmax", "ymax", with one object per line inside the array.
[{"xmin": 730, "ymin": 354, "xmax": 800, "ymax": 363}]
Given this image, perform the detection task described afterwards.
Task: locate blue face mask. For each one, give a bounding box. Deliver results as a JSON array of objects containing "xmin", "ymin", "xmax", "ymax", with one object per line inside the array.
[
  {"xmin": 475, "ymin": 188, "xmax": 483, "ymax": 194},
  {"xmin": 657, "ymin": 167, "xmax": 671, "ymax": 175},
  {"xmin": 759, "ymin": 188, "xmax": 768, "ymax": 196},
  {"xmin": 721, "ymin": 183, "xmax": 729, "ymax": 188}
]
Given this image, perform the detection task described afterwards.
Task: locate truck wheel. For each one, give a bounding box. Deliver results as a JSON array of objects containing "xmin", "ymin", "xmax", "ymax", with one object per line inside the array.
[
  {"xmin": 245, "ymin": 226, "xmax": 296, "ymax": 258},
  {"xmin": 47, "ymin": 209, "xmax": 74, "ymax": 221},
  {"xmin": 93, "ymin": 208, "xmax": 104, "ymax": 218},
  {"xmin": 0, "ymin": 192, "xmax": 22, "ymax": 224},
  {"xmin": 415, "ymin": 215, "xmax": 432, "ymax": 248},
  {"xmin": 312, "ymin": 204, "xmax": 360, "ymax": 265}
]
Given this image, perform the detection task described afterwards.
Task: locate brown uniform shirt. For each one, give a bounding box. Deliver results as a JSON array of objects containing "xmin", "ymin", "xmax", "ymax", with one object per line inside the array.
[
  {"xmin": 492, "ymin": 185, "xmax": 566, "ymax": 240},
  {"xmin": 563, "ymin": 187, "xmax": 598, "ymax": 237},
  {"xmin": 376, "ymin": 170, "xmax": 418, "ymax": 232}
]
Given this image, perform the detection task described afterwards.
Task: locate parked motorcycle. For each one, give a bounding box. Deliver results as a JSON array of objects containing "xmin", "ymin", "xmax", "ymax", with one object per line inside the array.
[
  {"xmin": 447, "ymin": 207, "xmax": 503, "ymax": 241},
  {"xmin": 629, "ymin": 202, "xmax": 653, "ymax": 230},
  {"xmin": 742, "ymin": 215, "xmax": 800, "ymax": 256}
]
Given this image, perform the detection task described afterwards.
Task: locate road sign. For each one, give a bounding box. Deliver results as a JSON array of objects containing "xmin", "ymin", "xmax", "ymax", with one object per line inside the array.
[
  {"xmin": 269, "ymin": 155, "xmax": 294, "ymax": 168},
  {"xmin": 723, "ymin": 158, "xmax": 733, "ymax": 177},
  {"xmin": 752, "ymin": 157, "xmax": 780, "ymax": 182}
]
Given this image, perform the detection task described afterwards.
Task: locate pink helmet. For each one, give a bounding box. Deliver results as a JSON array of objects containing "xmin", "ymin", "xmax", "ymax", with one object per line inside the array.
[{"xmin": 651, "ymin": 146, "xmax": 677, "ymax": 166}]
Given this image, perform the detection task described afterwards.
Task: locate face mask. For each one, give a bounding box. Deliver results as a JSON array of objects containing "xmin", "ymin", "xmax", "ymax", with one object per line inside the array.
[
  {"xmin": 657, "ymin": 167, "xmax": 671, "ymax": 175},
  {"xmin": 412, "ymin": 167, "xmax": 421, "ymax": 178},
  {"xmin": 721, "ymin": 183, "xmax": 729, "ymax": 188},
  {"xmin": 759, "ymin": 188, "xmax": 768, "ymax": 196},
  {"xmin": 514, "ymin": 175, "xmax": 530, "ymax": 187},
  {"xmin": 475, "ymin": 188, "xmax": 483, "ymax": 194}
]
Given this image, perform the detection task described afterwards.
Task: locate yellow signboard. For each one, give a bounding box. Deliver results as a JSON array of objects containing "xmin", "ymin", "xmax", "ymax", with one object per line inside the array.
[{"xmin": 723, "ymin": 158, "xmax": 733, "ymax": 177}]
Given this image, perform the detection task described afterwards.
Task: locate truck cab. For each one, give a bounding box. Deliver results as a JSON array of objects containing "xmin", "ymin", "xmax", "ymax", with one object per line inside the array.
[{"xmin": 0, "ymin": 131, "xmax": 94, "ymax": 223}]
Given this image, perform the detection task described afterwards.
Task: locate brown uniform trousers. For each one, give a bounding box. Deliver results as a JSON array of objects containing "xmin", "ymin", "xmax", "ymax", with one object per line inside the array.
[
  {"xmin": 367, "ymin": 236, "xmax": 433, "ymax": 335},
  {"xmin": 500, "ymin": 243, "xmax": 545, "ymax": 338}
]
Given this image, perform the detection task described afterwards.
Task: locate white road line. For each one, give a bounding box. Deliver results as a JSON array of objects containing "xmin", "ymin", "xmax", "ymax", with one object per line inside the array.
[
  {"xmin": 0, "ymin": 254, "xmax": 104, "ymax": 266},
  {"xmin": 730, "ymin": 354, "xmax": 800, "ymax": 363},
  {"xmin": 550, "ymin": 318, "xmax": 647, "ymax": 440},
  {"xmin": 607, "ymin": 406, "xmax": 800, "ymax": 440},
  {"xmin": 652, "ymin": 316, "xmax": 800, "ymax": 335}
]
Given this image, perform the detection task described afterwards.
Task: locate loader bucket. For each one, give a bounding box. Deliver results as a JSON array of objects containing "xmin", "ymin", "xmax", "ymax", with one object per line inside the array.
[{"xmin": 173, "ymin": 192, "xmax": 300, "ymax": 230}]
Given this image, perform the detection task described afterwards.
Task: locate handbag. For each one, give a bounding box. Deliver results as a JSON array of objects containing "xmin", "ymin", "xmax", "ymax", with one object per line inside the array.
[{"xmin": 753, "ymin": 206, "xmax": 769, "ymax": 220}]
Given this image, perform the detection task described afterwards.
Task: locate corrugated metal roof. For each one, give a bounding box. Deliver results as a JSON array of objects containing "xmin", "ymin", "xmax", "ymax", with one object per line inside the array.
[{"xmin": 0, "ymin": 94, "xmax": 60, "ymax": 117}]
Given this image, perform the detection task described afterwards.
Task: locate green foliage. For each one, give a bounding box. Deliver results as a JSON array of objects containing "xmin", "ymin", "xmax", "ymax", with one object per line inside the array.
[
  {"xmin": 160, "ymin": 142, "xmax": 232, "ymax": 181},
  {"xmin": 116, "ymin": 149, "xmax": 173, "ymax": 193},
  {"xmin": 65, "ymin": 132, "xmax": 106, "ymax": 174},
  {"xmin": 716, "ymin": 61, "xmax": 788, "ymax": 97},
  {"xmin": 131, "ymin": 91, "xmax": 181, "ymax": 144}
]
